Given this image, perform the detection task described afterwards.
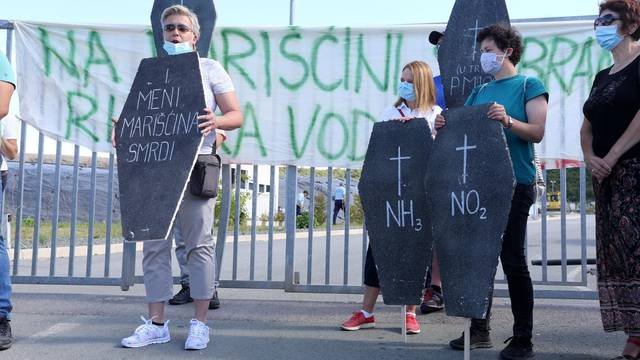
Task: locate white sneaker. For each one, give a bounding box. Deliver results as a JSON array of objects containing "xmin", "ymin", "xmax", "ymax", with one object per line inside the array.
[
  {"xmin": 121, "ymin": 316, "xmax": 170, "ymax": 348},
  {"xmin": 184, "ymin": 319, "xmax": 210, "ymax": 350}
]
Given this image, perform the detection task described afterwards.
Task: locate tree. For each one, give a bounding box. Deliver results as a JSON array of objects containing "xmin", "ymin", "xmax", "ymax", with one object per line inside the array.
[{"xmin": 545, "ymin": 168, "xmax": 594, "ymax": 203}]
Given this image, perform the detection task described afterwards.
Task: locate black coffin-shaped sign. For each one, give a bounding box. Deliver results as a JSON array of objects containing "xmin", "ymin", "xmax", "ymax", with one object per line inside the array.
[
  {"xmin": 425, "ymin": 104, "xmax": 514, "ymax": 318},
  {"xmin": 437, "ymin": 0, "xmax": 510, "ymax": 108},
  {"xmin": 151, "ymin": 0, "xmax": 217, "ymax": 57},
  {"xmin": 359, "ymin": 119, "xmax": 434, "ymax": 305},
  {"xmin": 116, "ymin": 52, "xmax": 205, "ymax": 241}
]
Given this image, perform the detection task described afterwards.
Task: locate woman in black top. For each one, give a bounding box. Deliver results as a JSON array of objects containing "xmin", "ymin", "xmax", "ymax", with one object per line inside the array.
[{"xmin": 581, "ymin": 1, "xmax": 640, "ymax": 359}]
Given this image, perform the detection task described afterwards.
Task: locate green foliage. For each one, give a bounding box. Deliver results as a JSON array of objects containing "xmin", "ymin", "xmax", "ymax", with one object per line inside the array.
[
  {"xmin": 349, "ymin": 194, "xmax": 365, "ymax": 225},
  {"xmin": 279, "ymin": 167, "xmax": 362, "ymax": 182},
  {"xmin": 18, "ymin": 220, "xmax": 124, "ymax": 247},
  {"xmin": 275, "ymin": 208, "xmax": 285, "ymax": 226},
  {"xmin": 296, "ymin": 212, "xmax": 314, "ymax": 229},
  {"xmin": 214, "ymin": 189, "xmax": 250, "ymax": 227},
  {"xmin": 314, "ymin": 193, "xmax": 327, "ymax": 225},
  {"xmin": 259, "ymin": 212, "xmax": 269, "ymax": 226},
  {"xmin": 545, "ymin": 168, "xmax": 594, "ymax": 203}
]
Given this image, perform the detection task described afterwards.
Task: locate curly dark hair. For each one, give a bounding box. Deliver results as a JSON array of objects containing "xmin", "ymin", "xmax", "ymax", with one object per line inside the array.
[
  {"xmin": 476, "ymin": 23, "xmax": 523, "ymax": 66},
  {"xmin": 600, "ymin": 0, "xmax": 640, "ymax": 40}
]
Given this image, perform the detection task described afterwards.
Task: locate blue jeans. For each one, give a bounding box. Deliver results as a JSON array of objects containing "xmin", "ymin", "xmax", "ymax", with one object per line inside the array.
[{"xmin": 0, "ymin": 235, "xmax": 11, "ymax": 319}]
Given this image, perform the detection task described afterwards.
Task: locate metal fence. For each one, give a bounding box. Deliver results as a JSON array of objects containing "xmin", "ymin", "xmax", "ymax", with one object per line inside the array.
[{"xmin": 1, "ymin": 20, "xmax": 597, "ymax": 299}]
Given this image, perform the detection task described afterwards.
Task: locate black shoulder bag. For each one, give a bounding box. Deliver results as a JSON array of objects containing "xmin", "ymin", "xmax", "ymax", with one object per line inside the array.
[{"xmin": 189, "ymin": 141, "xmax": 221, "ymax": 199}]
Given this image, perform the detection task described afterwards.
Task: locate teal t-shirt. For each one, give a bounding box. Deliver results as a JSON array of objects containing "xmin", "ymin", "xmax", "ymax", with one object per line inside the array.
[
  {"xmin": 464, "ymin": 74, "xmax": 547, "ymax": 185},
  {"xmin": 0, "ymin": 52, "xmax": 15, "ymax": 88}
]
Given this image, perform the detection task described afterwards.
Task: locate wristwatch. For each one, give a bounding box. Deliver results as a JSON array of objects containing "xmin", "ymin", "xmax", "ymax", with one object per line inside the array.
[{"xmin": 504, "ymin": 115, "xmax": 513, "ymax": 129}]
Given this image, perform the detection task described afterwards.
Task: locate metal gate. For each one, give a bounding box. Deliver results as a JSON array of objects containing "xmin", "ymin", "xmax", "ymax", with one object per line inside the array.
[{"xmin": 1, "ymin": 20, "xmax": 597, "ymax": 300}]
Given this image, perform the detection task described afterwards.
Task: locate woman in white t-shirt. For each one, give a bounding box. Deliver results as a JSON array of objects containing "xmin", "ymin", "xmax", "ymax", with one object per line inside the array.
[
  {"xmin": 341, "ymin": 60, "xmax": 441, "ymax": 335},
  {"xmin": 0, "ymin": 117, "xmax": 18, "ymax": 190},
  {"xmin": 118, "ymin": 5, "xmax": 243, "ymax": 351}
]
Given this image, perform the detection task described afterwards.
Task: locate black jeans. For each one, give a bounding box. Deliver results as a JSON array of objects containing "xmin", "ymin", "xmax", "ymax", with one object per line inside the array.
[
  {"xmin": 363, "ymin": 244, "xmax": 432, "ymax": 290},
  {"xmin": 332, "ymin": 199, "xmax": 344, "ymax": 225},
  {"xmin": 473, "ymin": 183, "xmax": 535, "ymax": 339}
]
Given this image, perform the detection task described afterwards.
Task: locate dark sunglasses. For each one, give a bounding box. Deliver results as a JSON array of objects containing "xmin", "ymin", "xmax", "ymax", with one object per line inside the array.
[
  {"xmin": 163, "ymin": 23, "xmax": 193, "ymax": 33},
  {"xmin": 594, "ymin": 14, "xmax": 620, "ymax": 29}
]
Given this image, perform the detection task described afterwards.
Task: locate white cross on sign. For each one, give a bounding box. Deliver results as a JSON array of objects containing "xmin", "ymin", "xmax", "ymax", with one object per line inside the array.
[
  {"xmin": 467, "ymin": 19, "xmax": 484, "ymax": 61},
  {"xmin": 455, "ymin": 134, "xmax": 477, "ymax": 184},
  {"xmin": 389, "ymin": 146, "xmax": 411, "ymax": 197}
]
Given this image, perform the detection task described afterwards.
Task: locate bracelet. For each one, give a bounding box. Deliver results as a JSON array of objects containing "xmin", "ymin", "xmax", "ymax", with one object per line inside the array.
[{"xmin": 503, "ymin": 115, "xmax": 513, "ymax": 129}]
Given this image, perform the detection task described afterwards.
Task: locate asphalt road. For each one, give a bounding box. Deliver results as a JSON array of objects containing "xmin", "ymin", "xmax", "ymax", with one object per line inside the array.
[{"xmin": 3, "ymin": 286, "xmax": 623, "ymax": 360}]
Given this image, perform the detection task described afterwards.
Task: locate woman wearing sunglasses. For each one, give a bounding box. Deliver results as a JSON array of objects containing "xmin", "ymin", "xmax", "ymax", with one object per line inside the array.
[
  {"xmin": 119, "ymin": 4, "xmax": 243, "ymax": 350},
  {"xmin": 581, "ymin": 1, "xmax": 640, "ymax": 359}
]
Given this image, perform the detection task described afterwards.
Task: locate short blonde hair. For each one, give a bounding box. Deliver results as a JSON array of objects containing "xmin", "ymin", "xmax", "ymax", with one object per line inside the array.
[
  {"xmin": 394, "ymin": 61, "xmax": 436, "ymax": 112},
  {"xmin": 161, "ymin": 5, "xmax": 200, "ymax": 37}
]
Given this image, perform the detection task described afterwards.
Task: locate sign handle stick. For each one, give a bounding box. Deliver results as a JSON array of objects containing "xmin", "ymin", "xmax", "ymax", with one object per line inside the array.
[
  {"xmin": 464, "ymin": 318, "xmax": 471, "ymax": 360},
  {"xmin": 401, "ymin": 305, "xmax": 407, "ymax": 343}
]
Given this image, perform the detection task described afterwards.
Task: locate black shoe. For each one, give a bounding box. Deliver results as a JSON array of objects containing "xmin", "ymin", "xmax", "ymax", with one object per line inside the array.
[
  {"xmin": 500, "ymin": 336, "xmax": 534, "ymax": 359},
  {"xmin": 169, "ymin": 285, "xmax": 193, "ymax": 305},
  {"xmin": 208, "ymin": 290, "xmax": 220, "ymax": 310},
  {"xmin": 449, "ymin": 328, "xmax": 493, "ymax": 350},
  {"xmin": 0, "ymin": 317, "xmax": 13, "ymax": 350},
  {"xmin": 420, "ymin": 288, "xmax": 444, "ymax": 314}
]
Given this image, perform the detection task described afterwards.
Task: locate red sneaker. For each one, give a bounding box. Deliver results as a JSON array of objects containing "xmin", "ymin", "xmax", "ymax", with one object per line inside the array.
[
  {"xmin": 406, "ymin": 313, "xmax": 421, "ymax": 334},
  {"xmin": 341, "ymin": 311, "xmax": 375, "ymax": 331}
]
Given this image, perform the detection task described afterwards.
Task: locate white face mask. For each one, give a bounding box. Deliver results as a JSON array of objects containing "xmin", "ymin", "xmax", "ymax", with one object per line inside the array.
[
  {"xmin": 163, "ymin": 41, "xmax": 194, "ymax": 55},
  {"xmin": 480, "ymin": 52, "xmax": 506, "ymax": 75}
]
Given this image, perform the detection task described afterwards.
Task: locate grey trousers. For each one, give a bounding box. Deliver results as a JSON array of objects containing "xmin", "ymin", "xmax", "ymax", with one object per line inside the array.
[
  {"xmin": 174, "ymin": 225, "xmax": 190, "ymax": 286},
  {"xmin": 142, "ymin": 190, "xmax": 216, "ymax": 302},
  {"xmin": 175, "ymin": 204, "xmax": 218, "ymax": 287}
]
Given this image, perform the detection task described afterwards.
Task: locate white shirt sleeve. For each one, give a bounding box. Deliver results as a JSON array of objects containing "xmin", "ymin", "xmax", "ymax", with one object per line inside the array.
[
  {"xmin": 208, "ymin": 60, "xmax": 235, "ymax": 95},
  {"xmin": 2, "ymin": 116, "xmax": 18, "ymax": 140},
  {"xmin": 424, "ymin": 105, "xmax": 442, "ymax": 133}
]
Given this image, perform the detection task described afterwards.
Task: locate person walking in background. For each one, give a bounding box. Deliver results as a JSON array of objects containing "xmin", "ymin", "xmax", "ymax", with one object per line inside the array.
[
  {"xmin": 0, "ymin": 49, "xmax": 16, "ymax": 351},
  {"xmin": 297, "ymin": 190, "xmax": 308, "ymax": 216},
  {"xmin": 581, "ymin": 1, "xmax": 640, "ymax": 359},
  {"xmin": 332, "ymin": 182, "xmax": 346, "ymax": 225}
]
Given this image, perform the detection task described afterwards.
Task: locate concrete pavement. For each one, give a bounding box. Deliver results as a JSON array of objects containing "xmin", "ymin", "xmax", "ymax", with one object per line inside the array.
[{"xmin": 2, "ymin": 284, "xmax": 624, "ymax": 360}]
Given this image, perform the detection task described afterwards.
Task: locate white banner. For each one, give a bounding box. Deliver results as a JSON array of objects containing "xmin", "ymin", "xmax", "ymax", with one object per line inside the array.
[{"xmin": 14, "ymin": 20, "xmax": 608, "ymax": 167}]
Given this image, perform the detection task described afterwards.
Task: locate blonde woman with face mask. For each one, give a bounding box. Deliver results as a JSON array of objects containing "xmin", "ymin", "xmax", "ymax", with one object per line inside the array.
[{"xmin": 341, "ymin": 61, "xmax": 442, "ymax": 336}]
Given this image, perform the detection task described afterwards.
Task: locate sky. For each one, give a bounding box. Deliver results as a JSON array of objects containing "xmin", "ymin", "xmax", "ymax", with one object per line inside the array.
[
  {"xmin": 2, "ymin": 0, "xmax": 600, "ymax": 27},
  {"xmin": 1, "ymin": 0, "xmax": 602, "ymax": 155}
]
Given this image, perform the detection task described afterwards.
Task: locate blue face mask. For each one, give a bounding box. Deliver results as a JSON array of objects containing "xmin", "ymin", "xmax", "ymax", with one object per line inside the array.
[
  {"xmin": 480, "ymin": 52, "xmax": 506, "ymax": 75},
  {"xmin": 163, "ymin": 41, "xmax": 194, "ymax": 55},
  {"xmin": 595, "ymin": 25, "xmax": 623, "ymax": 51},
  {"xmin": 398, "ymin": 81, "xmax": 416, "ymax": 101}
]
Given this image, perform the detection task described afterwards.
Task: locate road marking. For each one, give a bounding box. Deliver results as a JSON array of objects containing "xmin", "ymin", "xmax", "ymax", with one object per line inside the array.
[{"xmin": 29, "ymin": 322, "xmax": 80, "ymax": 340}]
